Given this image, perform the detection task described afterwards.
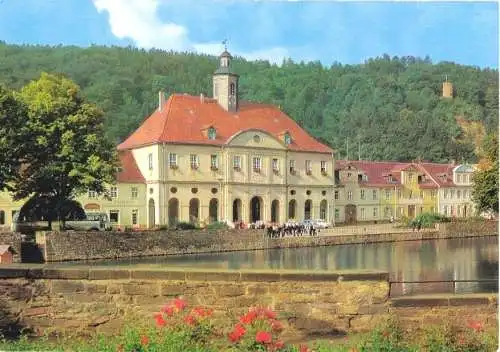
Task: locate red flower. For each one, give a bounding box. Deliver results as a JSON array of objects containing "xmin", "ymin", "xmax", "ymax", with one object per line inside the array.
[
  {"xmin": 173, "ymin": 297, "xmax": 187, "ymax": 311},
  {"xmin": 274, "ymin": 340, "xmax": 285, "ymax": 350},
  {"xmin": 467, "ymin": 319, "xmax": 484, "ymax": 332},
  {"xmin": 235, "ymin": 323, "xmax": 246, "ymax": 335},
  {"xmin": 154, "ymin": 313, "xmax": 166, "ymax": 327},
  {"xmin": 264, "ymin": 308, "xmax": 277, "ymax": 320},
  {"xmin": 240, "ymin": 310, "xmax": 257, "ymax": 324},
  {"xmin": 140, "ymin": 335, "xmax": 149, "ymax": 346},
  {"xmin": 228, "ymin": 323, "xmax": 247, "ymax": 343},
  {"xmin": 255, "ymin": 331, "xmax": 272, "ymax": 344},
  {"xmin": 271, "ymin": 319, "xmax": 284, "ymax": 332},
  {"xmin": 184, "ymin": 314, "xmax": 196, "ymax": 326},
  {"xmin": 161, "ymin": 305, "xmax": 174, "ymax": 316},
  {"xmin": 192, "ymin": 307, "xmax": 213, "ymax": 318},
  {"xmin": 299, "ymin": 344, "xmax": 311, "ymax": 352}
]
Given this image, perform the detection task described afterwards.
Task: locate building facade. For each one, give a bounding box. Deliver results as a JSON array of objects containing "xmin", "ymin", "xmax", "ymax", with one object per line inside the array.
[
  {"xmin": 333, "ymin": 160, "xmax": 476, "ymax": 224},
  {"xmin": 0, "ymin": 52, "xmax": 478, "ymax": 229}
]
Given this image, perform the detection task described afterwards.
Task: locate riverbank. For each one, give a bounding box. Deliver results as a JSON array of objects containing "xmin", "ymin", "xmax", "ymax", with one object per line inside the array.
[{"xmin": 28, "ymin": 220, "xmax": 497, "ymax": 262}]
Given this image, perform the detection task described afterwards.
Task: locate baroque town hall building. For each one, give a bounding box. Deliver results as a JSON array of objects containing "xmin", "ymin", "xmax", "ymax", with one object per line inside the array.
[{"xmin": 0, "ymin": 51, "xmax": 475, "ymax": 228}]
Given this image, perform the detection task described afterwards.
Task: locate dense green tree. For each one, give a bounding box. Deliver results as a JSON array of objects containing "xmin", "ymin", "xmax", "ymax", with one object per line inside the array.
[
  {"xmin": 0, "ymin": 43, "xmax": 497, "ymax": 163},
  {"xmin": 0, "ymin": 85, "xmax": 25, "ymax": 190},
  {"xmin": 12, "ymin": 73, "xmax": 119, "ymax": 228},
  {"xmin": 472, "ymin": 134, "xmax": 499, "ymax": 216}
]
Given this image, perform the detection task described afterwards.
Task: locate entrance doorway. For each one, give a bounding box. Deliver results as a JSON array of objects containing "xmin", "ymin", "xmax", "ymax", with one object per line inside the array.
[
  {"xmin": 345, "ymin": 204, "xmax": 356, "ymax": 224},
  {"xmin": 148, "ymin": 198, "xmax": 155, "ymax": 228},
  {"xmin": 232, "ymin": 199, "xmax": 242, "ymax": 222},
  {"xmin": 168, "ymin": 198, "xmax": 179, "ymax": 227},
  {"xmin": 250, "ymin": 196, "xmax": 263, "ymax": 223},
  {"xmin": 408, "ymin": 205, "xmax": 416, "ymax": 218},
  {"xmin": 271, "ymin": 200, "xmax": 279, "ymax": 223},
  {"xmin": 304, "ymin": 200, "xmax": 312, "ymax": 220},
  {"xmin": 320, "ymin": 200, "xmax": 327, "ymax": 220},
  {"xmin": 189, "ymin": 198, "xmax": 199, "ymax": 223},
  {"xmin": 288, "ymin": 199, "xmax": 296, "ymax": 220},
  {"xmin": 209, "ymin": 198, "xmax": 218, "ymax": 223}
]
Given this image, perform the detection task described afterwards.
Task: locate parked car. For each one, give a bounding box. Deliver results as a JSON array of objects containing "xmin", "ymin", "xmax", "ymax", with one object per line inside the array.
[{"xmin": 313, "ymin": 219, "xmax": 330, "ymax": 229}]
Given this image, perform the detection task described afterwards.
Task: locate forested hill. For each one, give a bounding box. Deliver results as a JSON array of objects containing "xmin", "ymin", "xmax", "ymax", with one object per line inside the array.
[{"xmin": 0, "ymin": 42, "xmax": 497, "ymax": 163}]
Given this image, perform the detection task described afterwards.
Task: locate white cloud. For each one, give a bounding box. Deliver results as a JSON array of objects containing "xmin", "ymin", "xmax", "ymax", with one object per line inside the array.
[{"xmin": 92, "ymin": 0, "xmax": 289, "ymax": 64}]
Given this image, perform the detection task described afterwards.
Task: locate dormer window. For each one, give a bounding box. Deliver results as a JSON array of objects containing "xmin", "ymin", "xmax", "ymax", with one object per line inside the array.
[
  {"xmin": 208, "ymin": 127, "xmax": 216, "ymax": 140},
  {"xmin": 284, "ymin": 133, "xmax": 292, "ymax": 146}
]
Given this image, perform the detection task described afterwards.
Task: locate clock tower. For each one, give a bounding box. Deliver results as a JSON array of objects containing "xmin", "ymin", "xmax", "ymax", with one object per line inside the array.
[{"xmin": 213, "ymin": 47, "xmax": 239, "ymax": 112}]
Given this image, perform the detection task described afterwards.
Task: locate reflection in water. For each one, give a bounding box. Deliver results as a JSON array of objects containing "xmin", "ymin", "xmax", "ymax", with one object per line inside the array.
[{"xmin": 68, "ymin": 237, "xmax": 498, "ymax": 295}]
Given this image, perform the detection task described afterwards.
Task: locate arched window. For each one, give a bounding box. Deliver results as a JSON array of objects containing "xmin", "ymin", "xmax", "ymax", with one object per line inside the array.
[
  {"xmin": 209, "ymin": 198, "xmax": 218, "ymax": 223},
  {"xmin": 0, "ymin": 210, "xmax": 4, "ymax": 225},
  {"xmin": 320, "ymin": 200, "xmax": 327, "ymax": 220},
  {"xmin": 304, "ymin": 200, "xmax": 312, "ymax": 220},
  {"xmin": 288, "ymin": 199, "xmax": 296, "ymax": 220}
]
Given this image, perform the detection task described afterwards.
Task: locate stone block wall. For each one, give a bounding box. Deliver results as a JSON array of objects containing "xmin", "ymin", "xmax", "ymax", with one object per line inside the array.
[
  {"xmin": 438, "ymin": 220, "xmax": 498, "ymax": 236},
  {"xmin": 35, "ymin": 226, "xmax": 497, "ymax": 262},
  {"xmin": 0, "ymin": 232, "xmax": 22, "ymax": 263},
  {"xmin": 0, "ymin": 267, "xmax": 390, "ymax": 340}
]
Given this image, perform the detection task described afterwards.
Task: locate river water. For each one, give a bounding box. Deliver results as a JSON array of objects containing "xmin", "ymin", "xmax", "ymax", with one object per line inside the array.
[{"xmin": 70, "ymin": 237, "xmax": 498, "ymax": 296}]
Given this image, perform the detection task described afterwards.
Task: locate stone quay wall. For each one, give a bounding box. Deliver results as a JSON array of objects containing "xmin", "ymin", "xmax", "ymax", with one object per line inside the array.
[
  {"xmin": 0, "ymin": 232, "xmax": 22, "ymax": 263},
  {"xmin": 0, "ymin": 267, "xmax": 496, "ymax": 341},
  {"xmin": 35, "ymin": 220, "xmax": 497, "ymax": 262}
]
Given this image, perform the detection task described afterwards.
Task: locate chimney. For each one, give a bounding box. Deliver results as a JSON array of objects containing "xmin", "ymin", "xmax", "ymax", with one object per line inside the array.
[
  {"xmin": 200, "ymin": 93, "xmax": 205, "ymax": 104},
  {"xmin": 158, "ymin": 90, "xmax": 165, "ymax": 111}
]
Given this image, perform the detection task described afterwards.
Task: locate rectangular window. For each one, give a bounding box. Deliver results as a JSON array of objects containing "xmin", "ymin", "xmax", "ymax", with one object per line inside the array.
[
  {"xmin": 109, "ymin": 210, "xmax": 119, "ymax": 223},
  {"xmin": 457, "ymin": 174, "xmax": 462, "ymax": 183},
  {"xmin": 210, "ymin": 154, "xmax": 218, "ymax": 170},
  {"xmin": 372, "ymin": 190, "xmax": 377, "ymax": 200},
  {"xmin": 420, "ymin": 191, "xmax": 424, "ymax": 199},
  {"xmin": 347, "ymin": 191, "xmax": 353, "ymax": 200},
  {"xmin": 131, "ymin": 187, "xmax": 138, "ymax": 199},
  {"xmin": 408, "ymin": 173, "xmax": 413, "ymax": 183},
  {"xmin": 443, "ymin": 205, "xmax": 448, "ymax": 216},
  {"xmin": 384, "ymin": 207, "xmax": 391, "ymax": 217},
  {"xmin": 360, "ymin": 189, "xmax": 365, "ymax": 200},
  {"xmin": 233, "ymin": 155, "xmax": 241, "ymax": 170},
  {"xmin": 289, "ymin": 160, "xmax": 296, "ymax": 174},
  {"xmin": 463, "ymin": 190, "xmax": 468, "ymax": 199},
  {"xmin": 398, "ymin": 207, "xmax": 404, "ymax": 216},
  {"xmin": 397, "ymin": 189, "xmax": 402, "ymax": 199},
  {"xmin": 148, "ymin": 153, "xmax": 153, "ymax": 170},
  {"xmin": 335, "ymin": 208, "xmax": 340, "ymax": 219},
  {"xmin": 132, "ymin": 209, "xmax": 138, "ymax": 225},
  {"xmin": 110, "ymin": 186, "xmax": 117, "ymax": 198},
  {"xmin": 457, "ymin": 190, "xmax": 461, "ymax": 199},
  {"xmin": 169, "ymin": 153, "xmax": 177, "ymax": 168},
  {"xmin": 443, "ymin": 190, "xmax": 448, "ymax": 199},
  {"xmin": 360, "ymin": 208, "xmax": 366, "ymax": 220},
  {"xmin": 431, "ymin": 190, "xmax": 436, "ymax": 198},
  {"xmin": 385, "ymin": 190, "xmax": 390, "ymax": 200},
  {"xmin": 373, "ymin": 207, "xmax": 378, "ymax": 217},
  {"xmin": 253, "ymin": 157, "xmax": 262, "ymax": 172},
  {"xmin": 334, "ymin": 190, "xmax": 339, "ymax": 200},
  {"xmin": 450, "ymin": 190, "xmax": 455, "ymax": 199},
  {"xmin": 305, "ymin": 160, "xmax": 312, "ymax": 174},
  {"xmin": 272, "ymin": 158, "xmax": 279, "ymax": 172},
  {"xmin": 320, "ymin": 161, "xmax": 327, "ymax": 174},
  {"xmin": 88, "ymin": 190, "xmax": 96, "ymax": 199},
  {"xmin": 190, "ymin": 154, "xmax": 199, "ymax": 169}
]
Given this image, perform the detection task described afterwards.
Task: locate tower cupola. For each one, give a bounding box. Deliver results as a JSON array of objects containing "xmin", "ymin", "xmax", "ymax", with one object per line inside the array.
[{"xmin": 213, "ymin": 43, "xmax": 239, "ymax": 112}]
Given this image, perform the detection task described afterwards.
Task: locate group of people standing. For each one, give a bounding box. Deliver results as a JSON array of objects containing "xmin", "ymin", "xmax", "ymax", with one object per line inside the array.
[{"xmin": 266, "ymin": 222, "xmax": 319, "ymax": 238}]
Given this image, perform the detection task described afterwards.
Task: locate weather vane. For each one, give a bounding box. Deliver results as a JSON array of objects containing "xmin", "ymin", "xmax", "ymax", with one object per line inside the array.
[{"xmin": 222, "ymin": 39, "xmax": 228, "ymax": 51}]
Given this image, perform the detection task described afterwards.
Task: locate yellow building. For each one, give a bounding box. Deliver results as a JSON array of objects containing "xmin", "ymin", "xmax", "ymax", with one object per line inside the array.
[{"xmin": 334, "ymin": 160, "xmax": 475, "ymax": 223}]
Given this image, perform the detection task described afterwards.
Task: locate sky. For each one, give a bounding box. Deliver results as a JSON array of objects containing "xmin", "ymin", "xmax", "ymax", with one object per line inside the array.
[{"xmin": 0, "ymin": 0, "xmax": 497, "ymax": 68}]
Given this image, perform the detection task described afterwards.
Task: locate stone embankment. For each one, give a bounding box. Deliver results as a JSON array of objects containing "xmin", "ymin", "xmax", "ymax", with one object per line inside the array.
[
  {"xmin": 0, "ymin": 266, "xmax": 496, "ymax": 340},
  {"xmin": 32, "ymin": 220, "xmax": 497, "ymax": 262}
]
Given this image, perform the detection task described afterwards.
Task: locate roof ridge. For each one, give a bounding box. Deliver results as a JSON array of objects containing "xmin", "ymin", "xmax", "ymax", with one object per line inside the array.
[{"xmin": 159, "ymin": 95, "xmax": 175, "ymax": 142}]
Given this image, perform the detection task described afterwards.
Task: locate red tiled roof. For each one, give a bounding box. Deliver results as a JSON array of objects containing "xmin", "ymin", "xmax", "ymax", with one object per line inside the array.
[
  {"xmin": 336, "ymin": 160, "xmax": 457, "ymax": 188},
  {"xmin": 117, "ymin": 94, "xmax": 332, "ymax": 153},
  {"xmin": 116, "ymin": 150, "xmax": 145, "ymax": 183}
]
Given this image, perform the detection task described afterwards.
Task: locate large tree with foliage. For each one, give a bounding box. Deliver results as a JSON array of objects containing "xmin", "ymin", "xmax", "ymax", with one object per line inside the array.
[
  {"xmin": 472, "ymin": 133, "xmax": 498, "ymax": 216},
  {"xmin": 0, "ymin": 85, "xmax": 25, "ymax": 190},
  {"xmin": 11, "ymin": 72, "xmax": 119, "ymax": 227}
]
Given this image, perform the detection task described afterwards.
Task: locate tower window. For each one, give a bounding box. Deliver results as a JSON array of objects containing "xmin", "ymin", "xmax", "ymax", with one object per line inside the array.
[{"xmin": 230, "ymin": 83, "xmax": 236, "ymax": 96}]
